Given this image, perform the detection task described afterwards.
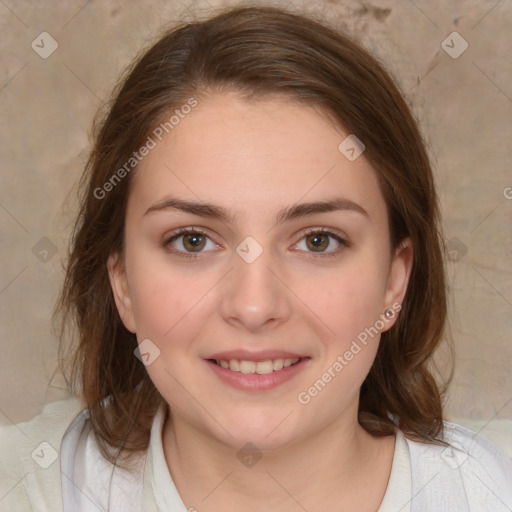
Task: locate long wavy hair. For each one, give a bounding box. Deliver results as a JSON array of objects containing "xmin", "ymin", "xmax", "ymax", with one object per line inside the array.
[{"xmin": 53, "ymin": 4, "xmax": 452, "ymax": 469}]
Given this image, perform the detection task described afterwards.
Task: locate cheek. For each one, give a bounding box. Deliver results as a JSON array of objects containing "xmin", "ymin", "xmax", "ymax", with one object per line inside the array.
[
  {"xmin": 296, "ymin": 265, "xmax": 385, "ymax": 407},
  {"xmin": 126, "ymin": 246, "xmax": 214, "ymax": 342},
  {"xmin": 311, "ymin": 259, "xmax": 388, "ymax": 338}
]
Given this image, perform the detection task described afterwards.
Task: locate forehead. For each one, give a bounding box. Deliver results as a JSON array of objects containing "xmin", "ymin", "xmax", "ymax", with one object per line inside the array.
[{"xmin": 128, "ymin": 92, "xmax": 387, "ymax": 225}]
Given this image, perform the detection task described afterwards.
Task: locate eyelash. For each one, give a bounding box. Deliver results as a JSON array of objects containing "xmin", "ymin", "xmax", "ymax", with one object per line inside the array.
[{"xmin": 163, "ymin": 226, "xmax": 348, "ymax": 261}]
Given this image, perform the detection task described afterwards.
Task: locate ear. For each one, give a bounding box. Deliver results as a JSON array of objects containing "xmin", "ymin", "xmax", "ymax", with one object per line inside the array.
[
  {"xmin": 381, "ymin": 238, "xmax": 413, "ymax": 331},
  {"xmin": 107, "ymin": 252, "xmax": 137, "ymax": 333}
]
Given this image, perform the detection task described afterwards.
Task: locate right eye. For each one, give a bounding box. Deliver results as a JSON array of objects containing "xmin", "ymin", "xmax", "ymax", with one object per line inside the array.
[{"xmin": 163, "ymin": 227, "xmax": 221, "ymax": 259}]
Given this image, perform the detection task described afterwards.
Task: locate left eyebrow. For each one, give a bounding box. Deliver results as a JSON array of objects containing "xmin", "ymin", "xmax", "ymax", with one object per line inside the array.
[{"xmin": 144, "ymin": 195, "xmax": 369, "ymax": 225}]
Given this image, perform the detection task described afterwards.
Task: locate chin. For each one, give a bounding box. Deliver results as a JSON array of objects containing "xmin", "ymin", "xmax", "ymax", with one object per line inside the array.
[{"xmin": 212, "ymin": 407, "xmax": 303, "ymax": 452}]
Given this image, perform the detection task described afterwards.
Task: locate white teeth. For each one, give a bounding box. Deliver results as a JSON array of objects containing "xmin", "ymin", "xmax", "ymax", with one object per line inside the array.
[
  {"xmin": 255, "ymin": 360, "xmax": 274, "ymax": 374},
  {"xmin": 239, "ymin": 361, "xmax": 256, "ymax": 374},
  {"xmin": 216, "ymin": 357, "xmax": 300, "ymax": 374},
  {"xmin": 273, "ymin": 359, "xmax": 284, "ymax": 371}
]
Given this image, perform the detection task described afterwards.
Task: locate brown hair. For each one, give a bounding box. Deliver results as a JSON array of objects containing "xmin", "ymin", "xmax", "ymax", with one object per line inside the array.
[{"xmin": 54, "ymin": 4, "xmax": 452, "ymax": 468}]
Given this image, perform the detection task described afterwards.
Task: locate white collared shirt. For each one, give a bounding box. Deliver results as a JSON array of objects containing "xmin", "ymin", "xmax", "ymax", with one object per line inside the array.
[
  {"xmin": 59, "ymin": 403, "xmax": 412, "ymax": 511},
  {"xmin": 2, "ymin": 397, "xmax": 511, "ymax": 511}
]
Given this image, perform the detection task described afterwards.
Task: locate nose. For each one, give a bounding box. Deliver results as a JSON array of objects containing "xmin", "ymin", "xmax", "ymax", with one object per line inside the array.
[{"xmin": 220, "ymin": 245, "xmax": 292, "ymax": 333}]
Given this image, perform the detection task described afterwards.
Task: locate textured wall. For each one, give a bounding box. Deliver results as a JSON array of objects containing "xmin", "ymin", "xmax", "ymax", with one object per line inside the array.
[{"xmin": 1, "ymin": 0, "xmax": 511, "ymax": 432}]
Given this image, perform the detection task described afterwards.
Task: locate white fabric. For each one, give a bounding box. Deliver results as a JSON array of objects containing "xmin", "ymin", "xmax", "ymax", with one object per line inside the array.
[
  {"xmin": 2, "ymin": 397, "xmax": 512, "ymax": 511},
  {"xmin": 142, "ymin": 407, "xmax": 413, "ymax": 511},
  {"xmin": 60, "ymin": 408, "xmax": 145, "ymax": 511},
  {"xmin": 61, "ymin": 403, "xmax": 413, "ymax": 511},
  {"xmin": 378, "ymin": 429, "xmax": 411, "ymax": 512},
  {"xmin": 408, "ymin": 420, "xmax": 512, "ymax": 511},
  {"xmin": 446, "ymin": 416, "xmax": 512, "ymax": 458},
  {"xmin": 141, "ymin": 406, "xmax": 188, "ymax": 511}
]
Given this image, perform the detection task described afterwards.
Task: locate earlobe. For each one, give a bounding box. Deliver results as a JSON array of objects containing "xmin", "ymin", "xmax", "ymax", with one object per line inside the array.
[
  {"xmin": 382, "ymin": 238, "xmax": 413, "ymax": 331},
  {"xmin": 107, "ymin": 252, "xmax": 137, "ymax": 333}
]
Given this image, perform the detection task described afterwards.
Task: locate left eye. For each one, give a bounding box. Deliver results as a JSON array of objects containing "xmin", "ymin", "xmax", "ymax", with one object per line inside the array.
[{"xmin": 294, "ymin": 229, "xmax": 346, "ymax": 256}]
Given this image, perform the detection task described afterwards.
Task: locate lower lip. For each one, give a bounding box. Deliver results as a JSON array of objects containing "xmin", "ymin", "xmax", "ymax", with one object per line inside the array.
[{"xmin": 205, "ymin": 358, "xmax": 310, "ymax": 391}]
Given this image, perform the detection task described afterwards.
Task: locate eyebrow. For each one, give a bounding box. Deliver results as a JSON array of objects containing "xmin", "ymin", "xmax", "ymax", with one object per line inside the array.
[{"xmin": 144, "ymin": 195, "xmax": 369, "ymax": 225}]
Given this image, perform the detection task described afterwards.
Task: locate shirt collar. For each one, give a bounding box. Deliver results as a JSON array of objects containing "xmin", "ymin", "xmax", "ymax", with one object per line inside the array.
[{"xmin": 142, "ymin": 402, "xmax": 188, "ymax": 511}]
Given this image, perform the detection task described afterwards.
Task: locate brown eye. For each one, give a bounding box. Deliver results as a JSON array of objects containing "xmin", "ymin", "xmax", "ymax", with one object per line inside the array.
[
  {"xmin": 295, "ymin": 228, "xmax": 347, "ymax": 258},
  {"xmin": 182, "ymin": 232, "xmax": 207, "ymax": 252},
  {"xmin": 163, "ymin": 227, "xmax": 218, "ymax": 259},
  {"xmin": 305, "ymin": 232, "xmax": 330, "ymax": 252}
]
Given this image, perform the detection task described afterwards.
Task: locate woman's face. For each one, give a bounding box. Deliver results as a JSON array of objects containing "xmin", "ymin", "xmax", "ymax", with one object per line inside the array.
[{"xmin": 108, "ymin": 91, "xmax": 412, "ymax": 450}]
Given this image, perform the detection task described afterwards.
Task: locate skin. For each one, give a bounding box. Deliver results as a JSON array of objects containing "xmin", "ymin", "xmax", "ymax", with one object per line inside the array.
[{"xmin": 108, "ymin": 91, "xmax": 413, "ymax": 511}]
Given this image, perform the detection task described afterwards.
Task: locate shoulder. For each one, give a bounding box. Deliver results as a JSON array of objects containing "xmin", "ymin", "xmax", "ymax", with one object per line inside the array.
[
  {"xmin": 403, "ymin": 420, "xmax": 512, "ymax": 511},
  {"xmin": 0, "ymin": 396, "xmax": 85, "ymax": 512}
]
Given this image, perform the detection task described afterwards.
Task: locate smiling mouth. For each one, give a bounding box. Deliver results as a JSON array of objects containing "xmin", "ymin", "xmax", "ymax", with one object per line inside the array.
[{"xmin": 209, "ymin": 357, "xmax": 302, "ymax": 375}]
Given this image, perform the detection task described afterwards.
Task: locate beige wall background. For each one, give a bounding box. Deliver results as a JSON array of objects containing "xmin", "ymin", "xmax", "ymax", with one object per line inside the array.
[{"xmin": 1, "ymin": 0, "xmax": 511, "ymax": 437}]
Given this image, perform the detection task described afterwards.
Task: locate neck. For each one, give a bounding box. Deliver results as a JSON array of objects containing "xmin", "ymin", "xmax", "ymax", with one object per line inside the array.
[{"xmin": 161, "ymin": 404, "xmax": 395, "ymax": 512}]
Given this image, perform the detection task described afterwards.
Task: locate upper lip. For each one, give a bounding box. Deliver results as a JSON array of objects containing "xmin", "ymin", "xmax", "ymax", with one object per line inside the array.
[{"xmin": 206, "ymin": 350, "xmax": 308, "ymax": 362}]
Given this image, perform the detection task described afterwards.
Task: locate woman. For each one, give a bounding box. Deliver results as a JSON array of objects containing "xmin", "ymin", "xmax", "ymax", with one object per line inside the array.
[{"xmin": 1, "ymin": 5, "xmax": 511, "ymax": 511}]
